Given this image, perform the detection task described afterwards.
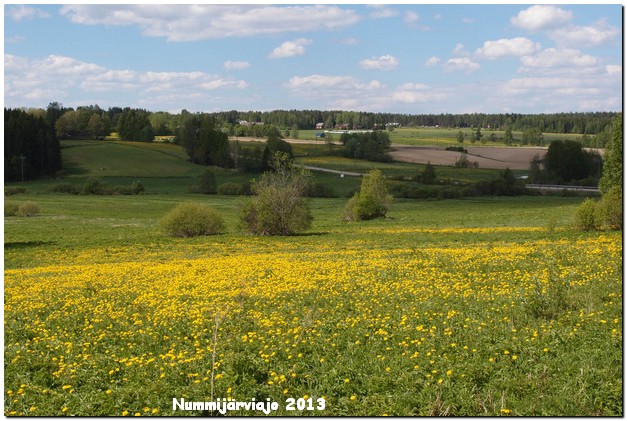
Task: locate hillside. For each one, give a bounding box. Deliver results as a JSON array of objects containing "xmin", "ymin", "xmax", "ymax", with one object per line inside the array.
[{"xmin": 61, "ymin": 140, "xmax": 203, "ymax": 178}]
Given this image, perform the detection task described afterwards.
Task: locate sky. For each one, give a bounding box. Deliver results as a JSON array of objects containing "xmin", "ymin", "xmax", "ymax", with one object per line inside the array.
[{"xmin": 3, "ymin": 3, "xmax": 623, "ymax": 115}]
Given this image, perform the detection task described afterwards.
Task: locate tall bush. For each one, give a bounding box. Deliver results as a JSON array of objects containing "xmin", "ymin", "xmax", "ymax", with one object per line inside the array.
[
  {"xmin": 596, "ymin": 186, "xmax": 622, "ymax": 230},
  {"xmin": 345, "ymin": 169, "xmax": 392, "ymax": 221},
  {"xmin": 572, "ymin": 199, "xmax": 598, "ymax": 231},
  {"xmin": 239, "ymin": 152, "xmax": 312, "ymax": 235}
]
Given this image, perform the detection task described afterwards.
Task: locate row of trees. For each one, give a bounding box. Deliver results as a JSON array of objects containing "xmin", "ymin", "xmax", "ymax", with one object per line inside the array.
[
  {"xmin": 5, "ymin": 108, "xmax": 61, "ymax": 182},
  {"xmin": 212, "ymin": 110, "xmax": 617, "ymax": 134},
  {"xmin": 21, "ymin": 103, "xmax": 619, "ymax": 140}
]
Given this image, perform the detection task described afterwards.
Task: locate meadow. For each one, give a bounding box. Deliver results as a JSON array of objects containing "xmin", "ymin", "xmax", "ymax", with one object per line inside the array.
[
  {"xmin": 4, "ymin": 139, "xmax": 622, "ymax": 416},
  {"xmin": 297, "ymin": 127, "xmax": 586, "ymax": 146}
]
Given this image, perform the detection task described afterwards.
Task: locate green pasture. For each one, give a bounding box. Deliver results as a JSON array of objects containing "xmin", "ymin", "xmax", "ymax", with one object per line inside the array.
[
  {"xmin": 13, "ymin": 139, "xmax": 509, "ymax": 197},
  {"xmin": 296, "ymin": 127, "xmax": 585, "ymax": 146},
  {"xmin": 4, "ymin": 134, "xmax": 621, "ymax": 416},
  {"xmin": 4, "ymin": 191, "xmax": 622, "ymax": 416}
]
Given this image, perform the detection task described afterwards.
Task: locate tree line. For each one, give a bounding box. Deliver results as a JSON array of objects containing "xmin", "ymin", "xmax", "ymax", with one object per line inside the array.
[{"xmin": 17, "ymin": 103, "xmax": 619, "ymax": 140}]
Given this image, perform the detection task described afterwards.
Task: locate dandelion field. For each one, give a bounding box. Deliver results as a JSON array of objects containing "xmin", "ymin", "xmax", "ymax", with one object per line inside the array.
[{"xmin": 4, "ymin": 195, "xmax": 622, "ymax": 416}]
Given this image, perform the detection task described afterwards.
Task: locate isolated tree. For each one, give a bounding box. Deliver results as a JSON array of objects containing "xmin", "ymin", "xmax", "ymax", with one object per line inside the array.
[
  {"xmin": 599, "ymin": 114, "xmax": 622, "ymax": 194},
  {"xmin": 421, "ymin": 162, "xmax": 437, "ymax": 184},
  {"xmin": 240, "ymin": 152, "xmax": 312, "ymax": 235},
  {"xmin": 473, "ymin": 126, "xmax": 482, "ymax": 143},
  {"xmin": 345, "ymin": 169, "xmax": 392, "ymax": 221},
  {"xmin": 522, "ymin": 128, "xmax": 544, "ymax": 146},
  {"xmin": 504, "ymin": 126, "xmax": 513, "ymax": 145},
  {"xmin": 456, "ymin": 130, "xmax": 465, "ymax": 144}
]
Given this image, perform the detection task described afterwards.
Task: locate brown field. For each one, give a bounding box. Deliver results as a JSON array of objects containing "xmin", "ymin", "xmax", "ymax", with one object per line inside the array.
[
  {"xmin": 389, "ymin": 145, "xmax": 547, "ymax": 170},
  {"xmin": 233, "ymin": 137, "xmax": 601, "ymax": 171}
]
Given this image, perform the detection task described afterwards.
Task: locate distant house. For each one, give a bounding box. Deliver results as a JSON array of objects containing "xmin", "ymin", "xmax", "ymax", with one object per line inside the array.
[{"xmin": 315, "ymin": 122, "xmax": 324, "ymax": 129}]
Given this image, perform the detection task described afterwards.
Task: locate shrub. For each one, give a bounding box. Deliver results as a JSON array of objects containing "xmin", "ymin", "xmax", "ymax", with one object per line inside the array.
[
  {"xmin": 345, "ymin": 169, "xmax": 392, "ymax": 221},
  {"xmin": 81, "ymin": 177, "xmax": 106, "ymax": 195},
  {"xmin": 573, "ymin": 198, "xmax": 598, "ymax": 231},
  {"xmin": 5, "ymin": 186, "xmax": 26, "ymax": 196},
  {"xmin": 160, "ymin": 202, "xmax": 225, "ymax": 237},
  {"xmin": 239, "ymin": 152, "xmax": 312, "ymax": 235},
  {"xmin": 5, "ymin": 202, "xmax": 19, "ymax": 216},
  {"xmin": 131, "ymin": 180, "xmax": 145, "ymax": 195},
  {"xmin": 50, "ymin": 183, "xmax": 79, "ymax": 194},
  {"xmin": 596, "ymin": 186, "xmax": 622, "ymax": 230},
  {"xmin": 16, "ymin": 202, "xmax": 40, "ymax": 217}
]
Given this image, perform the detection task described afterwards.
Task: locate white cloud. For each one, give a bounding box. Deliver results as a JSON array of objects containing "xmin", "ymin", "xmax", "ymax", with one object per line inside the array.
[
  {"xmin": 391, "ymin": 83, "xmax": 447, "ymax": 104},
  {"xmin": 425, "ymin": 56, "xmax": 441, "ymax": 67},
  {"xmin": 4, "ymin": 54, "xmax": 247, "ymax": 109},
  {"xmin": 287, "ymin": 74, "xmax": 383, "ymax": 91},
  {"xmin": 367, "ymin": 5, "xmax": 398, "ymax": 19},
  {"xmin": 606, "ymin": 65, "xmax": 622, "ymax": 76},
  {"xmin": 548, "ymin": 19, "xmax": 620, "ymax": 48},
  {"xmin": 358, "ymin": 55, "xmax": 399, "ymax": 71},
  {"xmin": 268, "ymin": 38, "xmax": 313, "ymax": 59},
  {"xmin": 511, "ymin": 5, "xmax": 573, "ymax": 32},
  {"xmin": 223, "ymin": 60, "xmax": 250, "ymax": 71},
  {"xmin": 6, "ymin": 5, "xmax": 50, "ymax": 21},
  {"xmin": 404, "ymin": 11, "xmax": 420, "ymax": 26},
  {"xmin": 60, "ymin": 5, "xmax": 361, "ymax": 41},
  {"xmin": 475, "ymin": 37, "xmax": 541, "ymax": 59},
  {"xmin": 443, "ymin": 57, "xmax": 480, "ymax": 73},
  {"xmin": 520, "ymin": 48, "xmax": 599, "ymax": 69},
  {"xmin": 452, "ymin": 43, "xmax": 468, "ymax": 56}
]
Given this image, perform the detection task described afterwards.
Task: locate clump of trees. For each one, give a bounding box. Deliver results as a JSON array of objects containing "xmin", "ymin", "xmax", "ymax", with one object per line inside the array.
[
  {"xmin": 5, "ymin": 108, "xmax": 61, "ymax": 182},
  {"xmin": 345, "ymin": 169, "xmax": 392, "ymax": 221},
  {"xmin": 175, "ymin": 113, "xmax": 230, "ymax": 167},
  {"xmin": 239, "ymin": 152, "xmax": 312, "ymax": 236},
  {"xmin": 528, "ymin": 140, "xmax": 602, "ymax": 186},
  {"xmin": 341, "ymin": 131, "xmax": 391, "ymax": 162}
]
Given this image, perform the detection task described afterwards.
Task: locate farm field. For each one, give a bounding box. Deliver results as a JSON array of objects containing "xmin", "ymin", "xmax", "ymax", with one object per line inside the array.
[
  {"xmin": 4, "ymin": 192, "xmax": 622, "ymax": 416},
  {"xmin": 296, "ymin": 127, "xmax": 586, "ymax": 146}
]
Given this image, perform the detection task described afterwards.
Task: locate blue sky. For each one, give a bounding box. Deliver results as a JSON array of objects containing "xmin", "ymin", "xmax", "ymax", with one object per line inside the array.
[{"xmin": 4, "ymin": 3, "xmax": 623, "ymax": 114}]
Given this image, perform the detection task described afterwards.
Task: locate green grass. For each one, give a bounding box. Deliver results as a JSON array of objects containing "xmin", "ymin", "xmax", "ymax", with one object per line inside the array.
[
  {"xmin": 4, "ymin": 193, "xmax": 622, "ymax": 416},
  {"xmin": 4, "ymin": 135, "xmax": 621, "ymax": 416},
  {"xmin": 61, "ymin": 140, "xmax": 202, "ymax": 177},
  {"xmin": 296, "ymin": 128, "xmax": 586, "ymax": 146}
]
